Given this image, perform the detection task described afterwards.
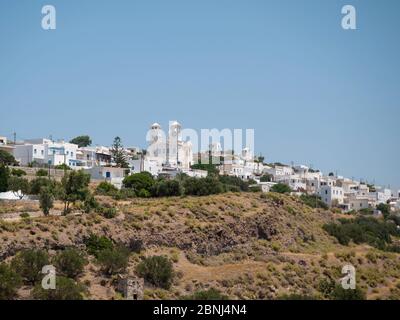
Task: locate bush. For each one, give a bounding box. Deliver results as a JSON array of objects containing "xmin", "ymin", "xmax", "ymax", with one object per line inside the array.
[
  {"xmin": 39, "ymin": 186, "xmax": 54, "ymax": 216},
  {"xmin": 249, "ymin": 185, "xmax": 262, "ymax": 192},
  {"xmin": 11, "ymin": 168, "xmax": 26, "ymax": 177},
  {"xmin": 53, "ymin": 248, "xmax": 87, "ymax": 279},
  {"xmin": 97, "ymin": 246, "xmax": 130, "ymax": 275},
  {"xmin": 83, "ymin": 193, "xmax": 99, "ymax": 213},
  {"xmin": 96, "ymin": 181, "xmax": 118, "ymax": 195},
  {"xmin": 183, "ymin": 288, "xmax": 228, "ymax": 300},
  {"xmin": 137, "ymin": 188, "xmax": 151, "ymax": 198},
  {"xmin": 136, "ymin": 256, "xmax": 174, "ymax": 289},
  {"xmin": 183, "ymin": 177, "xmax": 223, "ymax": 196},
  {"xmin": 11, "ymin": 249, "xmax": 50, "ymax": 284},
  {"xmin": 7, "ymin": 176, "xmax": 30, "ymax": 199},
  {"xmin": 29, "ymin": 177, "xmax": 54, "ymax": 195},
  {"xmin": 323, "ymin": 217, "xmax": 399, "ymax": 250},
  {"xmin": 152, "ymin": 179, "xmax": 182, "ymax": 197},
  {"xmin": 123, "ymin": 172, "xmax": 154, "ymax": 193},
  {"xmin": 300, "ymin": 194, "xmax": 328, "ymax": 209},
  {"xmin": 32, "ymin": 276, "xmax": 86, "ymax": 300},
  {"xmin": 260, "ymin": 174, "xmax": 273, "ymax": 182},
  {"xmin": 270, "ymin": 183, "xmax": 292, "ymax": 194},
  {"xmin": 218, "ymin": 175, "xmax": 249, "ymax": 191},
  {"xmin": 0, "ymin": 263, "xmax": 22, "ymax": 299},
  {"xmin": 331, "ymin": 285, "xmax": 366, "ymax": 300},
  {"xmin": 377, "ymin": 203, "xmax": 391, "ymax": 219},
  {"xmin": 84, "ymin": 234, "xmax": 114, "ymax": 257},
  {"xmin": 100, "ymin": 206, "xmax": 117, "ymax": 219},
  {"xmin": 112, "ymin": 188, "xmax": 136, "ymax": 200},
  {"xmin": 55, "ymin": 164, "xmax": 71, "ymax": 170},
  {"xmin": 0, "ymin": 150, "xmax": 17, "ymax": 165},
  {"xmin": 36, "ymin": 169, "xmax": 48, "ymax": 177},
  {"xmin": 0, "ymin": 165, "xmax": 10, "ymax": 192}
]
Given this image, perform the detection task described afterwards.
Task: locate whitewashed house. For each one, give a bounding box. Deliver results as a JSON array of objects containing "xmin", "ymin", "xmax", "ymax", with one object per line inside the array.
[
  {"xmin": 13, "ymin": 138, "xmax": 78, "ymax": 167},
  {"xmin": 319, "ymin": 185, "xmax": 344, "ymax": 207}
]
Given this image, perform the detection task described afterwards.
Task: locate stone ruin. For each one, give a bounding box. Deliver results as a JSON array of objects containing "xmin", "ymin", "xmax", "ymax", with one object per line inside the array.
[{"xmin": 117, "ymin": 276, "xmax": 144, "ymax": 300}]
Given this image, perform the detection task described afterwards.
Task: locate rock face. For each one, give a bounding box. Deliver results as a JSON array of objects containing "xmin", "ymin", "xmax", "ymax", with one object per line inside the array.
[{"xmin": 0, "ymin": 193, "xmax": 333, "ymax": 262}]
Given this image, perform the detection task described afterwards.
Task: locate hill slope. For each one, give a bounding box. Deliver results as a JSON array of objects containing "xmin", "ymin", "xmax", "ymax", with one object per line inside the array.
[{"xmin": 1, "ymin": 192, "xmax": 400, "ymax": 300}]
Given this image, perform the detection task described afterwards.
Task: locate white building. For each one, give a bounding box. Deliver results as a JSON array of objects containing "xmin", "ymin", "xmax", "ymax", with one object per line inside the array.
[
  {"xmin": 319, "ymin": 185, "xmax": 344, "ymax": 207},
  {"xmin": 146, "ymin": 121, "xmax": 193, "ymax": 170},
  {"xmin": 13, "ymin": 138, "xmax": 78, "ymax": 167},
  {"xmin": 264, "ymin": 165, "xmax": 294, "ymax": 181},
  {"xmin": 76, "ymin": 146, "xmax": 111, "ymax": 168},
  {"xmin": 84, "ymin": 166, "xmax": 129, "ymax": 189}
]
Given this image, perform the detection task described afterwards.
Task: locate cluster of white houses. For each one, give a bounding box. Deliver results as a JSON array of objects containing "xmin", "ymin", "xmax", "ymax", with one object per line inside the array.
[{"xmin": 1, "ymin": 121, "xmax": 399, "ymax": 212}]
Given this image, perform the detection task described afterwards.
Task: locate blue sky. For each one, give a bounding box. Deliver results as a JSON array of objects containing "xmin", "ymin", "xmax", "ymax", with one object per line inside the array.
[{"xmin": 0, "ymin": 0, "xmax": 399, "ymax": 189}]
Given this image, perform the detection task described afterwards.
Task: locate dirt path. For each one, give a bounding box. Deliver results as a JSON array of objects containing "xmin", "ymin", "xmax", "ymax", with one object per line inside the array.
[{"xmin": 0, "ymin": 210, "xmax": 82, "ymax": 222}]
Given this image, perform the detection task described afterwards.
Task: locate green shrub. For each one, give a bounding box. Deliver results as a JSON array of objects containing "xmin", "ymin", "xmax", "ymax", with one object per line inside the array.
[
  {"xmin": 101, "ymin": 206, "xmax": 117, "ymax": 219},
  {"xmin": 53, "ymin": 248, "xmax": 87, "ymax": 279},
  {"xmin": 0, "ymin": 165, "xmax": 10, "ymax": 192},
  {"xmin": 300, "ymin": 194, "xmax": 328, "ymax": 209},
  {"xmin": 32, "ymin": 276, "xmax": 86, "ymax": 300},
  {"xmin": 323, "ymin": 217, "xmax": 399, "ymax": 250},
  {"xmin": 36, "ymin": 169, "xmax": 48, "ymax": 177},
  {"xmin": 96, "ymin": 181, "xmax": 118, "ymax": 195},
  {"xmin": 183, "ymin": 177, "xmax": 223, "ymax": 196},
  {"xmin": 39, "ymin": 186, "xmax": 54, "ymax": 216},
  {"xmin": 152, "ymin": 180, "xmax": 182, "ymax": 197},
  {"xmin": 182, "ymin": 288, "xmax": 228, "ymax": 300},
  {"xmin": 270, "ymin": 183, "xmax": 292, "ymax": 194},
  {"xmin": 331, "ymin": 285, "xmax": 366, "ymax": 300},
  {"xmin": 136, "ymin": 256, "xmax": 174, "ymax": 289},
  {"xmin": 97, "ymin": 246, "xmax": 130, "ymax": 275},
  {"xmin": 54, "ymin": 164, "xmax": 71, "ymax": 170},
  {"xmin": 11, "ymin": 168, "xmax": 26, "ymax": 177},
  {"xmin": 0, "ymin": 263, "xmax": 22, "ymax": 299},
  {"xmin": 84, "ymin": 234, "xmax": 114, "ymax": 257},
  {"xmin": 123, "ymin": 172, "xmax": 154, "ymax": 193},
  {"xmin": 11, "ymin": 249, "xmax": 50, "ymax": 284}
]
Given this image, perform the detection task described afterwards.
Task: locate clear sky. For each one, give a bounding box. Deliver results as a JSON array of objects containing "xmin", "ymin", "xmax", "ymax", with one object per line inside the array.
[{"xmin": 0, "ymin": 0, "xmax": 399, "ymax": 189}]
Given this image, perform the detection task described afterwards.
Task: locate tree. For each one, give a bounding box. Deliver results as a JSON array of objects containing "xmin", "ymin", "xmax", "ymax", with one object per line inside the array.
[
  {"xmin": 0, "ymin": 150, "xmax": 17, "ymax": 166},
  {"xmin": 136, "ymin": 256, "xmax": 174, "ymax": 289},
  {"xmin": 182, "ymin": 288, "xmax": 228, "ymax": 300},
  {"xmin": 36, "ymin": 169, "xmax": 48, "ymax": 177},
  {"xmin": 270, "ymin": 183, "xmax": 292, "ymax": 194},
  {"xmin": 11, "ymin": 168, "xmax": 26, "ymax": 177},
  {"xmin": 39, "ymin": 186, "xmax": 54, "ymax": 216},
  {"xmin": 110, "ymin": 136, "xmax": 128, "ymax": 168},
  {"xmin": 0, "ymin": 165, "xmax": 10, "ymax": 192},
  {"xmin": 96, "ymin": 246, "xmax": 130, "ymax": 275},
  {"xmin": 123, "ymin": 172, "xmax": 154, "ymax": 193},
  {"xmin": 11, "ymin": 249, "xmax": 49, "ymax": 284},
  {"xmin": 0, "ymin": 263, "xmax": 22, "ymax": 300},
  {"xmin": 60, "ymin": 170, "xmax": 91, "ymax": 214},
  {"xmin": 152, "ymin": 179, "xmax": 182, "ymax": 197},
  {"xmin": 69, "ymin": 135, "xmax": 92, "ymax": 148},
  {"xmin": 54, "ymin": 248, "xmax": 88, "ymax": 279},
  {"xmin": 7, "ymin": 176, "xmax": 30, "ymax": 199},
  {"xmin": 377, "ymin": 203, "xmax": 391, "ymax": 219},
  {"xmin": 32, "ymin": 276, "xmax": 86, "ymax": 300},
  {"xmin": 84, "ymin": 234, "xmax": 114, "ymax": 258},
  {"xmin": 260, "ymin": 174, "xmax": 273, "ymax": 182}
]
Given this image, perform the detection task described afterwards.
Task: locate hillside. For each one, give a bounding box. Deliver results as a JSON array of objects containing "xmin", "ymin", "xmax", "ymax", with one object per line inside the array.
[{"xmin": 1, "ymin": 192, "xmax": 400, "ymax": 300}]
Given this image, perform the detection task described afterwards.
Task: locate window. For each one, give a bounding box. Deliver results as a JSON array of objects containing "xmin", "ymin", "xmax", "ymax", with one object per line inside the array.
[
  {"xmin": 34, "ymin": 149, "xmax": 37, "ymax": 154},
  {"xmin": 325, "ymin": 190, "xmax": 328, "ymax": 195}
]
